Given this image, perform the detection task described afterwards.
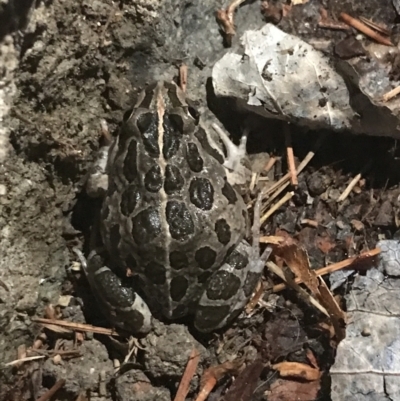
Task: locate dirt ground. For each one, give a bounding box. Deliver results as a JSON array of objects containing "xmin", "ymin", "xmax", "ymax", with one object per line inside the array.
[{"xmin": 1, "ymin": 0, "xmax": 400, "ymax": 400}]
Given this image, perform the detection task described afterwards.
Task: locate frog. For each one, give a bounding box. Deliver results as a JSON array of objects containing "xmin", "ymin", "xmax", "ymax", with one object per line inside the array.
[{"xmin": 82, "ymin": 80, "xmax": 269, "ymax": 334}]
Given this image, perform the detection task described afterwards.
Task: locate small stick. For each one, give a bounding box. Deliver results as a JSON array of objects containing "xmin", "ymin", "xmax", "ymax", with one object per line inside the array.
[
  {"xmin": 246, "ymin": 280, "xmax": 265, "ymax": 314},
  {"xmin": 337, "ymin": 173, "xmax": 362, "ymax": 202},
  {"xmin": 100, "ymin": 4, "xmax": 118, "ymax": 46},
  {"xmin": 264, "ymin": 136, "xmax": 322, "ymax": 196},
  {"xmin": 195, "ymin": 377, "xmax": 217, "ymax": 401},
  {"xmin": 215, "ymin": 0, "xmax": 247, "ymax": 46},
  {"xmin": 260, "ymin": 191, "xmax": 294, "ymax": 224},
  {"xmin": 318, "ymin": 7, "xmax": 350, "ymax": 31},
  {"xmin": 271, "ymin": 247, "xmax": 381, "ymax": 293},
  {"xmin": 32, "ymin": 317, "xmax": 119, "ymax": 336},
  {"xmin": 36, "ymin": 379, "xmax": 66, "ymax": 401},
  {"xmin": 284, "ymin": 124, "xmax": 298, "ymax": 187},
  {"xmin": 382, "ymin": 86, "xmax": 400, "ymax": 102},
  {"xmin": 5, "ymin": 355, "xmax": 46, "ymax": 367},
  {"xmin": 100, "ymin": 119, "xmax": 112, "ymax": 144},
  {"xmin": 340, "ymin": 12, "xmax": 393, "ymax": 46},
  {"xmin": 266, "ymin": 261, "xmax": 329, "ymax": 317},
  {"xmin": 179, "ymin": 64, "xmax": 188, "ymax": 93},
  {"xmin": 359, "ymin": 16, "xmax": 390, "ymax": 36},
  {"xmin": 264, "ymin": 156, "xmax": 277, "ymax": 174},
  {"xmin": 300, "ymin": 219, "xmax": 319, "ymax": 228},
  {"xmin": 174, "ymin": 349, "xmax": 201, "ymax": 401}
]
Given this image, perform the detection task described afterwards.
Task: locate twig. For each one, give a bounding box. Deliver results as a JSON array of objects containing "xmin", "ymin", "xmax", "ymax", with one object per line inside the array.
[
  {"xmin": 382, "ymin": 86, "xmax": 400, "ymax": 102},
  {"xmin": 270, "ymin": 247, "xmax": 381, "ymax": 293},
  {"xmin": 215, "ymin": 0, "xmax": 247, "ymax": 46},
  {"xmin": 246, "ymin": 280, "xmax": 265, "ymax": 314},
  {"xmin": 284, "ymin": 124, "xmax": 298, "ymax": 186},
  {"xmin": 32, "ymin": 317, "xmax": 119, "ymax": 336},
  {"xmin": 100, "ymin": 4, "xmax": 118, "ymax": 46},
  {"xmin": 340, "ymin": 12, "xmax": 393, "ymax": 46},
  {"xmin": 318, "ymin": 7, "xmax": 350, "ymax": 30},
  {"xmin": 5, "ymin": 355, "xmax": 46, "ymax": 367},
  {"xmin": 174, "ymin": 349, "xmax": 201, "ymax": 401},
  {"xmin": 300, "ymin": 218, "xmax": 319, "ymax": 228},
  {"xmin": 179, "ymin": 64, "xmax": 188, "ymax": 93},
  {"xmin": 100, "ymin": 119, "xmax": 112, "ymax": 144},
  {"xmin": 260, "ymin": 191, "xmax": 294, "ymax": 224},
  {"xmin": 264, "ymin": 156, "xmax": 277, "ymax": 174},
  {"xmin": 359, "ymin": 16, "xmax": 390, "ymax": 36},
  {"xmin": 266, "ymin": 261, "xmax": 329, "ymax": 317},
  {"xmin": 36, "ymin": 379, "xmax": 66, "ymax": 401},
  {"xmin": 263, "ymin": 135, "xmax": 323, "ymax": 197},
  {"xmin": 337, "ymin": 173, "xmax": 362, "ymax": 202}
]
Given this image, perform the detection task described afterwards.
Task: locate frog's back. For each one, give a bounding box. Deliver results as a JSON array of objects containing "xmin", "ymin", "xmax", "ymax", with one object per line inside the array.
[{"xmin": 100, "ymin": 81, "xmax": 248, "ymax": 319}]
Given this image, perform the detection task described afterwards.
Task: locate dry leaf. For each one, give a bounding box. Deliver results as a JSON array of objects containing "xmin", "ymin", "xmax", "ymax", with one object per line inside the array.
[{"xmin": 272, "ymin": 362, "xmax": 321, "ymax": 381}]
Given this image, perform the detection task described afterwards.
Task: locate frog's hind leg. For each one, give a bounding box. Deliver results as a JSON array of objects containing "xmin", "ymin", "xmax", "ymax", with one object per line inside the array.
[
  {"xmin": 194, "ymin": 194, "xmax": 271, "ymax": 333},
  {"xmin": 74, "ymin": 248, "xmax": 152, "ymax": 334}
]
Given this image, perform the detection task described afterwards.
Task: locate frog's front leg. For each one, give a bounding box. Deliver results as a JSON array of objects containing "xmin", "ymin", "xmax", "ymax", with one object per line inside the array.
[{"xmin": 195, "ymin": 194, "xmax": 272, "ymax": 332}]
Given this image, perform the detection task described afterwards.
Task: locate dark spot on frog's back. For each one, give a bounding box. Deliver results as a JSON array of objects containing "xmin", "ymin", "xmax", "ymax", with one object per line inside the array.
[
  {"xmin": 131, "ymin": 207, "xmax": 162, "ymax": 245},
  {"xmin": 195, "ymin": 246, "xmax": 217, "ymax": 270},
  {"xmin": 221, "ymin": 179, "xmax": 237, "ymax": 204},
  {"xmin": 169, "ymin": 250, "xmax": 189, "ymax": 270},
  {"xmin": 226, "ymin": 249, "xmax": 248, "ymax": 270},
  {"xmin": 145, "ymin": 165, "xmax": 162, "ymax": 192},
  {"xmin": 206, "ymin": 271, "xmax": 241, "ymax": 300},
  {"xmin": 215, "ymin": 219, "xmax": 231, "ymax": 245},
  {"xmin": 122, "ymin": 139, "xmax": 138, "ymax": 182},
  {"xmin": 170, "ymin": 276, "xmax": 189, "ymax": 302},
  {"xmin": 120, "ymin": 184, "xmax": 141, "ymax": 216},
  {"xmin": 166, "ymin": 201, "xmax": 195, "ymax": 240},
  {"xmin": 164, "ymin": 165, "xmax": 184, "ymax": 194},
  {"xmin": 186, "ymin": 142, "xmax": 203, "ymax": 173},
  {"xmin": 189, "ymin": 178, "xmax": 214, "ymax": 210},
  {"xmin": 109, "ymin": 224, "xmax": 121, "ymax": 255},
  {"xmin": 195, "ymin": 305, "xmax": 231, "ymax": 331},
  {"xmin": 144, "ymin": 262, "xmax": 166, "ymax": 285},
  {"xmin": 163, "ymin": 115, "xmax": 181, "ymax": 159},
  {"xmin": 139, "ymin": 114, "xmax": 160, "ymax": 158}
]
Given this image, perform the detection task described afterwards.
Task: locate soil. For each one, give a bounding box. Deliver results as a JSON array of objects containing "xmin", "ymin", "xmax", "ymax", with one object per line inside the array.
[{"xmin": 1, "ymin": 0, "xmax": 399, "ymax": 400}]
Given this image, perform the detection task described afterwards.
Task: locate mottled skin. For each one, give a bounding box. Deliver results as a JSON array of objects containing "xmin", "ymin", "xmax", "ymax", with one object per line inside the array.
[{"xmin": 85, "ymin": 81, "xmax": 265, "ymax": 333}]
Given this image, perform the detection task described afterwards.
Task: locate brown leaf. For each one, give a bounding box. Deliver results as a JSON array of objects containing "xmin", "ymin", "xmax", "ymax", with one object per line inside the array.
[
  {"xmin": 272, "ymin": 240, "xmax": 346, "ymax": 341},
  {"xmin": 221, "ymin": 359, "xmax": 264, "ymax": 401},
  {"xmin": 267, "ymin": 378, "xmax": 320, "ymax": 401},
  {"xmin": 272, "ymin": 362, "xmax": 321, "ymax": 381},
  {"xmin": 316, "ymin": 234, "xmax": 336, "ymax": 254}
]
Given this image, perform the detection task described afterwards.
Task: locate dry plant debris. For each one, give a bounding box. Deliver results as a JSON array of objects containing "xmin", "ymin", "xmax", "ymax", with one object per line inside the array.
[
  {"xmin": 219, "ymin": 359, "xmax": 264, "ymax": 401},
  {"xmin": 340, "ymin": 12, "xmax": 393, "ymax": 46},
  {"xmin": 271, "ymin": 237, "xmax": 346, "ymax": 341},
  {"xmin": 269, "ymin": 247, "xmax": 381, "ymax": 293},
  {"xmin": 195, "ymin": 360, "xmax": 243, "ymax": 401},
  {"xmin": 174, "ymin": 349, "xmax": 201, "ymax": 401},
  {"xmin": 215, "ymin": 0, "xmax": 247, "ymax": 46},
  {"xmin": 318, "ymin": 7, "xmax": 351, "ymax": 30}
]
